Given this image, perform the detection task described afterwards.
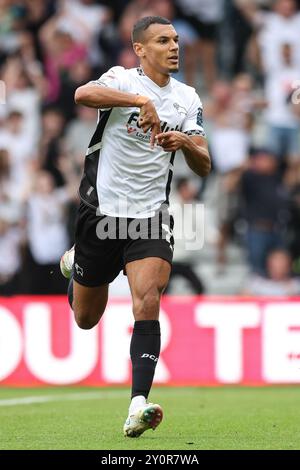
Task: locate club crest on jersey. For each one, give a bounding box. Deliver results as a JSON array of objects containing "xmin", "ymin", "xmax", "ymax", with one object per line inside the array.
[{"xmin": 173, "ymin": 103, "xmax": 187, "ymax": 116}]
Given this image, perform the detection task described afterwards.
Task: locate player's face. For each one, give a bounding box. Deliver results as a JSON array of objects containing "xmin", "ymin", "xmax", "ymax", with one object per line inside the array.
[{"xmin": 141, "ymin": 24, "xmax": 179, "ymax": 74}]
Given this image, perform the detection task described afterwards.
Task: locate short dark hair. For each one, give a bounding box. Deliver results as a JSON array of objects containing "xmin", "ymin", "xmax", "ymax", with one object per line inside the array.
[{"xmin": 132, "ymin": 16, "xmax": 171, "ymax": 43}]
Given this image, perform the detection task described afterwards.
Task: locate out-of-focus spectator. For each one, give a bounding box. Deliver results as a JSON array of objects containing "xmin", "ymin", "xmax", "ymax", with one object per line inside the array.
[
  {"xmin": 0, "ymin": 146, "xmax": 25, "ymax": 296},
  {"xmin": 0, "ymin": 213, "xmax": 23, "ymax": 296},
  {"xmin": 0, "ymin": 0, "xmax": 27, "ymax": 60},
  {"xmin": 40, "ymin": 18, "xmax": 88, "ymax": 103},
  {"xmin": 22, "ymin": 0, "xmax": 57, "ymax": 63},
  {"xmin": 167, "ymin": 178, "xmax": 205, "ymax": 294},
  {"xmin": 229, "ymin": 0, "xmax": 256, "ymax": 76},
  {"xmin": 175, "ymin": 0, "xmax": 225, "ymax": 89},
  {"xmin": 23, "ymin": 170, "xmax": 71, "ymax": 294},
  {"xmin": 0, "ymin": 110, "xmax": 36, "ymax": 192},
  {"xmin": 2, "ymin": 55, "xmax": 44, "ymax": 143},
  {"xmin": 101, "ymin": 0, "xmax": 130, "ymax": 24},
  {"xmin": 39, "ymin": 107, "xmax": 66, "ymax": 186},
  {"xmin": 241, "ymin": 148, "xmax": 288, "ymax": 274},
  {"xmin": 236, "ymin": 0, "xmax": 300, "ymax": 73},
  {"xmin": 0, "ymin": 148, "xmax": 10, "ymax": 197},
  {"xmin": 117, "ymin": 46, "xmax": 138, "ymax": 69},
  {"xmin": 56, "ymin": 0, "xmax": 112, "ymax": 68},
  {"xmin": 243, "ymin": 248, "xmax": 300, "ymax": 295},
  {"xmin": 264, "ymin": 43, "xmax": 300, "ymax": 175},
  {"xmin": 63, "ymin": 105, "xmax": 97, "ymax": 174},
  {"xmin": 207, "ymin": 79, "xmax": 252, "ymax": 175},
  {"xmin": 0, "ymin": 147, "xmax": 24, "ymax": 219},
  {"xmin": 287, "ymin": 184, "xmax": 300, "ymax": 261},
  {"xmin": 118, "ymin": 0, "xmax": 153, "ymax": 46},
  {"xmin": 54, "ymin": 58, "xmax": 94, "ymax": 121},
  {"xmin": 206, "ymin": 78, "xmax": 253, "ymax": 269}
]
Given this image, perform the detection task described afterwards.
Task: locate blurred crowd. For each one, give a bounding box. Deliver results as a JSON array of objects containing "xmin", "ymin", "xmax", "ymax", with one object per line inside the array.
[{"xmin": 1, "ymin": 0, "xmax": 300, "ymax": 296}]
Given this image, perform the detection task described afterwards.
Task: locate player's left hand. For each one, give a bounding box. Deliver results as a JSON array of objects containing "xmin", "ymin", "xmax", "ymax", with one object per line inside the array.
[{"xmin": 155, "ymin": 131, "xmax": 187, "ymax": 152}]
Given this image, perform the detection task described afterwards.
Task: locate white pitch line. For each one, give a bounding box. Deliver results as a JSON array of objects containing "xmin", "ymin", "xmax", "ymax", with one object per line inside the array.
[{"xmin": 0, "ymin": 390, "xmax": 129, "ymax": 407}]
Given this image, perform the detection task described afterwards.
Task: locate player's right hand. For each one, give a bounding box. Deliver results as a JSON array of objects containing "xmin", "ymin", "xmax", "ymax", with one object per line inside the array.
[{"xmin": 136, "ymin": 97, "xmax": 161, "ymax": 148}]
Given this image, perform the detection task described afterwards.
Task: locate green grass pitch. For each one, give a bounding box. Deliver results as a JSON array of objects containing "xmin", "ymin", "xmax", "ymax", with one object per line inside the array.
[{"xmin": 0, "ymin": 386, "xmax": 299, "ymax": 450}]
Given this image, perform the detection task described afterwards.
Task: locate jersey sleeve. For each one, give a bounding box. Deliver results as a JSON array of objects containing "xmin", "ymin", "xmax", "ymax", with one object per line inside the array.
[
  {"xmin": 181, "ymin": 91, "xmax": 206, "ymax": 138},
  {"xmin": 89, "ymin": 66, "xmax": 128, "ymax": 92}
]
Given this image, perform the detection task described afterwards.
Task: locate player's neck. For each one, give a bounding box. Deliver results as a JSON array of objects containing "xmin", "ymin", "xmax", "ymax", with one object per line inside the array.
[{"xmin": 140, "ymin": 64, "xmax": 170, "ymax": 87}]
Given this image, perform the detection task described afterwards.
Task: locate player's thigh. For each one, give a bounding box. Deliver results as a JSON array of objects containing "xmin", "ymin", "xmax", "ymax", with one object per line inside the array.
[
  {"xmin": 73, "ymin": 280, "xmax": 109, "ymax": 326},
  {"xmin": 126, "ymin": 257, "xmax": 171, "ymax": 320}
]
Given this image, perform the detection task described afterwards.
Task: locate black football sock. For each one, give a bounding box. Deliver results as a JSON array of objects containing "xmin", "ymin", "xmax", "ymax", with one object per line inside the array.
[
  {"xmin": 130, "ymin": 320, "xmax": 161, "ymax": 399},
  {"xmin": 68, "ymin": 275, "xmax": 74, "ymax": 310}
]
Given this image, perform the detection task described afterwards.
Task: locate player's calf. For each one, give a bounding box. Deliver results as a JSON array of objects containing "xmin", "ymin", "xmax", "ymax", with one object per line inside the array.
[
  {"xmin": 132, "ymin": 286, "xmax": 162, "ymax": 321},
  {"xmin": 72, "ymin": 281, "xmax": 109, "ymax": 329}
]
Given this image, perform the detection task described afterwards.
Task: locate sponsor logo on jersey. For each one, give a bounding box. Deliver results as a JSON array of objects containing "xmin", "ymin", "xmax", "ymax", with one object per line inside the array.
[{"xmin": 126, "ymin": 112, "xmax": 181, "ymax": 141}]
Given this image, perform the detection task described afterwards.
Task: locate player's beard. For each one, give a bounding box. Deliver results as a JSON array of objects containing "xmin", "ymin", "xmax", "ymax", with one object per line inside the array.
[
  {"xmin": 167, "ymin": 59, "xmax": 179, "ymax": 74},
  {"xmin": 168, "ymin": 66, "xmax": 179, "ymax": 74}
]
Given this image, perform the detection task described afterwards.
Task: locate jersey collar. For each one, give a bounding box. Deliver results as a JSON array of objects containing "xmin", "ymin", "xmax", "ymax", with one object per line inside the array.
[{"xmin": 137, "ymin": 66, "xmax": 172, "ymax": 91}]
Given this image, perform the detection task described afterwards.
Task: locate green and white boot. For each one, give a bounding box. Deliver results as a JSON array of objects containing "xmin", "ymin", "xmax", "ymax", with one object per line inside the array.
[{"xmin": 123, "ymin": 403, "xmax": 163, "ymax": 438}]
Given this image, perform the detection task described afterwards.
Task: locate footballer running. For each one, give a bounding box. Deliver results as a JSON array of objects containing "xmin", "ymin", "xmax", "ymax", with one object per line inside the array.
[{"xmin": 60, "ymin": 16, "xmax": 211, "ymax": 438}]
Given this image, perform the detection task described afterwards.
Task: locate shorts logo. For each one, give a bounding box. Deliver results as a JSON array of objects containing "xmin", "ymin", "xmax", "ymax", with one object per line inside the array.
[{"xmin": 75, "ymin": 263, "xmax": 84, "ymax": 276}]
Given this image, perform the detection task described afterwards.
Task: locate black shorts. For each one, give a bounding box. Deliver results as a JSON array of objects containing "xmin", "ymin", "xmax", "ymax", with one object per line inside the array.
[{"xmin": 73, "ymin": 202, "xmax": 174, "ymax": 287}]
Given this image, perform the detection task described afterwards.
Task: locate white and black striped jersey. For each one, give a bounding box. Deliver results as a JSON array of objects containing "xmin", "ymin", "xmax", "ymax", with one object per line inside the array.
[{"xmin": 79, "ymin": 66, "xmax": 206, "ymax": 218}]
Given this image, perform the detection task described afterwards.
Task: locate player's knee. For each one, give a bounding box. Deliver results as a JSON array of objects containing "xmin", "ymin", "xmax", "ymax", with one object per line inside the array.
[
  {"xmin": 75, "ymin": 315, "xmax": 97, "ymax": 330},
  {"xmin": 74, "ymin": 309, "xmax": 99, "ymax": 330}
]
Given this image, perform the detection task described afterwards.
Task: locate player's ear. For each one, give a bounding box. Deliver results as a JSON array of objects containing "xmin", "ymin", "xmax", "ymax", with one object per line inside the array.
[{"xmin": 133, "ymin": 42, "xmax": 145, "ymax": 58}]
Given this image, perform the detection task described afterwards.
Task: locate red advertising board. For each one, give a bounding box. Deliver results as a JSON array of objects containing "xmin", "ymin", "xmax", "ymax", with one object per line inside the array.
[{"xmin": 1, "ymin": 296, "xmax": 300, "ymax": 386}]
